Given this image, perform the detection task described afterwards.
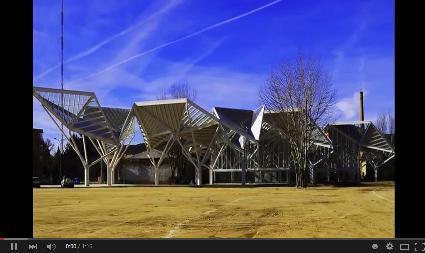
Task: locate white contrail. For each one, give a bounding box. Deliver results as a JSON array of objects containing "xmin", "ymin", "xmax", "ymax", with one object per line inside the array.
[
  {"xmin": 34, "ymin": 0, "xmax": 182, "ymax": 81},
  {"xmin": 35, "ymin": 26, "xmax": 136, "ymax": 80},
  {"xmin": 68, "ymin": 0, "xmax": 283, "ymax": 85}
]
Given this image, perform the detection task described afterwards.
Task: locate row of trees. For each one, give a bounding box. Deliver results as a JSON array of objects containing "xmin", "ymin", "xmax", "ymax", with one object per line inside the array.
[
  {"xmin": 156, "ymin": 80, "xmax": 197, "ymax": 101},
  {"xmin": 39, "ymin": 135, "xmax": 103, "ymax": 184}
]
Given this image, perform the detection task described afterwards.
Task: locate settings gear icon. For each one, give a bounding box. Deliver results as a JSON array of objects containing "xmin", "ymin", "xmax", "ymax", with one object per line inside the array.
[{"xmin": 386, "ymin": 242, "xmax": 394, "ymax": 251}]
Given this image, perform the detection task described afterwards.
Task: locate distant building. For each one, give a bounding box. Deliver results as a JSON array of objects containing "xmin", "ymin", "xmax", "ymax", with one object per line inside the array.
[
  {"xmin": 118, "ymin": 143, "xmax": 172, "ymax": 184},
  {"xmin": 33, "ymin": 128, "xmax": 43, "ymax": 178}
]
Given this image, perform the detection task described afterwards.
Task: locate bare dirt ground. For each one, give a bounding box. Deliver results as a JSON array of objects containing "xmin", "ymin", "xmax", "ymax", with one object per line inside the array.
[{"xmin": 33, "ymin": 182, "xmax": 394, "ymax": 238}]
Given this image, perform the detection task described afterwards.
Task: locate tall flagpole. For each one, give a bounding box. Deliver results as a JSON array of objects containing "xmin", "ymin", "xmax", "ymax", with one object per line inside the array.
[{"xmin": 60, "ymin": 0, "xmax": 64, "ymax": 180}]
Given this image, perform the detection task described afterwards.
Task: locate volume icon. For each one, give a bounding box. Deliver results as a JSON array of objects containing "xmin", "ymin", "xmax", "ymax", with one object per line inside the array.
[{"xmin": 46, "ymin": 243, "xmax": 56, "ymax": 251}]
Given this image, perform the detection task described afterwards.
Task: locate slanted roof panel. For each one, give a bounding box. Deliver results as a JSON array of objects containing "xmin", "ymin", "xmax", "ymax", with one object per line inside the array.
[
  {"xmin": 184, "ymin": 124, "xmax": 220, "ymax": 146},
  {"xmin": 361, "ymin": 123, "xmax": 394, "ymax": 153},
  {"xmin": 328, "ymin": 124, "xmax": 363, "ymax": 143},
  {"xmin": 135, "ymin": 98, "xmax": 187, "ymax": 106},
  {"xmin": 133, "ymin": 100, "xmax": 186, "ymax": 149},
  {"xmin": 101, "ymin": 107, "xmax": 131, "ymax": 132},
  {"xmin": 213, "ymin": 107, "xmax": 255, "ymax": 141},
  {"xmin": 138, "ymin": 102, "xmax": 186, "ymax": 134},
  {"xmin": 183, "ymin": 102, "xmax": 217, "ymax": 129},
  {"xmin": 34, "ymin": 88, "xmax": 92, "ymax": 124},
  {"xmin": 33, "ymin": 86, "xmax": 128, "ymax": 145},
  {"xmin": 251, "ymin": 106, "xmax": 264, "ymax": 140}
]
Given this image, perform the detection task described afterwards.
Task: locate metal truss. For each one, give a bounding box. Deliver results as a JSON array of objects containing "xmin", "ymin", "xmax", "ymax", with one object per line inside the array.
[
  {"xmin": 324, "ymin": 125, "xmax": 361, "ymax": 182},
  {"xmin": 33, "ymin": 86, "xmax": 135, "ymax": 186},
  {"xmin": 210, "ymin": 107, "xmax": 262, "ymax": 185},
  {"xmin": 326, "ymin": 121, "xmax": 395, "ymax": 182},
  {"xmin": 210, "ymin": 107, "xmax": 333, "ymax": 185},
  {"xmin": 133, "ymin": 98, "xmax": 221, "ymax": 186},
  {"xmin": 34, "ymin": 86, "xmax": 394, "ymax": 186}
]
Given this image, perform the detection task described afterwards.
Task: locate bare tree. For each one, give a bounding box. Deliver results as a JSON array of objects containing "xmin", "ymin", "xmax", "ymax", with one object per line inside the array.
[
  {"xmin": 374, "ymin": 111, "xmax": 395, "ymax": 134},
  {"xmin": 259, "ymin": 53, "xmax": 336, "ymax": 188},
  {"xmin": 156, "ymin": 88, "xmax": 169, "ymax": 100},
  {"xmin": 387, "ymin": 111, "xmax": 395, "ymax": 134},
  {"xmin": 375, "ymin": 112, "xmax": 387, "ymax": 134},
  {"xmin": 168, "ymin": 80, "xmax": 197, "ymax": 101}
]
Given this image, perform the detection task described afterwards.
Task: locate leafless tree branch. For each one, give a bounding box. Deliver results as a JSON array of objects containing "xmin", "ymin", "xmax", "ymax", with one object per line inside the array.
[{"xmin": 259, "ymin": 53, "xmax": 336, "ymax": 187}]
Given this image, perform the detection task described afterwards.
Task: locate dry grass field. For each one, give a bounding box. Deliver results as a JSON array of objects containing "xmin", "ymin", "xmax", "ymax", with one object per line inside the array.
[{"xmin": 33, "ymin": 182, "xmax": 394, "ymax": 238}]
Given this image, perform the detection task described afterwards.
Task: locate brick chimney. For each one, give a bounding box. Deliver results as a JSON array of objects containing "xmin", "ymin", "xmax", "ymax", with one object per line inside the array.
[{"xmin": 359, "ymin": 91, "xmax": 364, "ymax": 129}]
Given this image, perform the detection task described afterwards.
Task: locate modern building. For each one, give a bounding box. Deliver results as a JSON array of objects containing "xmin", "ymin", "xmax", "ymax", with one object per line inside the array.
[
  {"xmin": 33, "ymin": 86, "xmax": 395, "ymax": 186},
  {"xmin": 33, "ymin": 86, "xmax": 135, "ymax": 186}
]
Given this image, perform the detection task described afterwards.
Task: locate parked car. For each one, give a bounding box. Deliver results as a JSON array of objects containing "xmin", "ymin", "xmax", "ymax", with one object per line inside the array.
[
  {"xmin": 61, "ymin": 177, "xmax": 74, "ymax": 188},
  {"xmin": 33, "ymin": 177, "xmax": 40, "ymax": 188}
]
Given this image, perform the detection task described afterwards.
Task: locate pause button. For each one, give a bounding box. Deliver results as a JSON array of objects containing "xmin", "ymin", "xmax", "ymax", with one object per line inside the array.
[{"xmin": 10, "ymin": 242, "xmax": 18, "ymax": 251}]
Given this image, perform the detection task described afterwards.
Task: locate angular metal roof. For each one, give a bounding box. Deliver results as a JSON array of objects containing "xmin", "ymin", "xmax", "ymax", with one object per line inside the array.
[
  {"xmin": 212, "ymin": 107, "xmax": 257, "ymax": 142},
  {"xmin": 262, "ymin": 110, "xmax": 332, "ymax": 148},
  {"xmin": 214, "ymin": 107, "xmax": 253, "ymax": 130},
  {"xmin": 310, "ymin": 127, "xmax": 333, "ymax": 148},
  {"xmin": 262, "ymin": 110, "xmax": 302, "ymax": 131},
  {"xmin": 86, "ymin": 106, "xmax": 132, "ymax": 139},
  {"xmin": 360, "ymin": 123, "xmax": 394, "ymax": 153},
  {"xmin": 327, "ymin": 124, "xmax": 364, "ymax": 144},
  {"xmin": 133, "ymin": 98, "xmax": 220, "ymax": 151},
  {"xmin": 213, "ymin": 107, "xmax": 331, "ymax": 149},
  {"xmin": 327, "ymin": 121, "xmax": 394, "ymax": 154},
  {"xmin": 33, "ymin": 86, "xmax": 133, "ymax": 145}
]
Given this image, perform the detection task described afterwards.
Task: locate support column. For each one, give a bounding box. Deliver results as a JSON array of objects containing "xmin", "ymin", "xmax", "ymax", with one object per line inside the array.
[
  {"xmin": 84, "ymin": 166, "xmax": 90, "ymax": 186},
  {"xmin": 209, "ymin": 169, "xmax": 213, "ymax": 185},
  {"xmin": 241, "ymin": 150, "xmax": 246, "ymax": 185},
  {"xmin": 106, "ymin": 165, "xmax": 112, "ymax": 186},
  {"xmin": 154, "ymin": 166, "xmax": 159, "ymax": 185},
  {"xmin": 111, "ymin": 169, "xmax": 115, "ymax": 185},
  {"xmin": 374, "ymin": 167, "xmax": 378, "ymax": 182},
  {"xmin": 309, "ymin": 164, "xmax": 315, "ymax": 185},
  {"xmin": 327, "ymin": 164, "xmax": 330, "ymax": 183},
  {"xmin": 195, "ymin": 166, "xmax": 202, "ymax": 186}
]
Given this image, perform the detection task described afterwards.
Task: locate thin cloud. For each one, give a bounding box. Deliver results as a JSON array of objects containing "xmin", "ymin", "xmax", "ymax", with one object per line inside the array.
[
  {"xmin": 335, "ymin": 91, "xmax": 368, "ymax": 121},
  {"xmin": 63, "ymin": 39, "xmax": 223, "ymax": 107},
  {"xmin": 67, "ymin": 0, "xmax": 283, "ymax": 85},
  {"xmin": 332, "ymin": 2, "xmax": 370, "ymax": 80},
  {"xmin": 34, "ymin": 0, "xmax": 183, "ymax": 81},
  {"xmin": 132, "ymin": 65, "xmax": 265, "ymax": 110}
]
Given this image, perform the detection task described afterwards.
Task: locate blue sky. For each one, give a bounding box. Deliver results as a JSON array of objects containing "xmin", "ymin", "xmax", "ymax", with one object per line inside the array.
[{"xmin": 33, "ymin": 0, "xmax": 394, "ymax": 145}]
